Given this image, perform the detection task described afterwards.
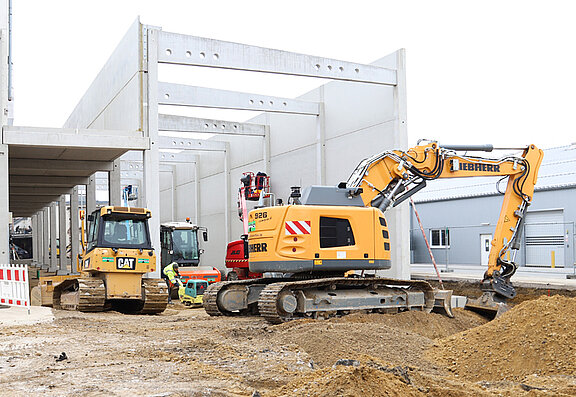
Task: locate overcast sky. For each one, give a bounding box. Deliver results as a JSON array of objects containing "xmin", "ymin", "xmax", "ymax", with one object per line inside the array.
[{"xmin": 10, "ymin": 0, "xmax": 576, "ymax": 149}]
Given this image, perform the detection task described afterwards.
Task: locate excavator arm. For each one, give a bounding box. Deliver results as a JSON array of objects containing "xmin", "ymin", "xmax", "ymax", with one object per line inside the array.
[{"xmin": 343, "ymin": 140, "xmax": 544, "ymax": 312}]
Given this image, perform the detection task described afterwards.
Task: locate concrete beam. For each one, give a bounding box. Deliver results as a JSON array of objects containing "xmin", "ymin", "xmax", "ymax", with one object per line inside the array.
[
  {"xmin": 10, "ymin": 187, "xmax": 73, "ymax": 195},
  {"xmin": 9, "ymin": 176, "xmax": 89, "ymax": 187},
  {"xmin": 158, "ymin": 82, "xmax": 319, "ymax": 115},
  {"xmin": 121, "ymin": 153, "xmax": 198, "ymax": 169},
  {"xmin": 159, "ymin": 152, "xmax": 198, "ymax": 163},
  {"xmin": 158, "ymin": 114, "xmax": 266, "ymax": 136},
  {"xmin": 10, "ymin": 158, "xmax": 114, "ymax": 172},
  {"xmin": 9, "ymin": 192, "xmax": 60, "ymax": 201},
  {"xmin": 3, "ymin": 126, "xmax": 149, "ymax": 150},
  {"xmin": 158, "ymin": 136, "xmax": 227, "ymax": 152},
  {"xmin": 158, "ymin": 31, "xmax": 397, "ymax": 85}
]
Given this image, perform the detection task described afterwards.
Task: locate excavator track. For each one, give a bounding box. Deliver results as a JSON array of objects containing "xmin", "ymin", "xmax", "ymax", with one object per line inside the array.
[
  {"xmin": 137, "ymin": 279, "xmax": 169, "ymax": 314},
  {"xmin": 54, "ymin": 278, "xmax": 106, "ymax": 312},
  {"xmin": 204, "ymin": 278, "xmax": 271, "ymax": 316},
  {"xmin": 258, "ymin": 277, "xmax": 437, "ymax": 324},
  {"xmin": 205, "ymin": 276, "xmax": 443, "ymax": 324}
]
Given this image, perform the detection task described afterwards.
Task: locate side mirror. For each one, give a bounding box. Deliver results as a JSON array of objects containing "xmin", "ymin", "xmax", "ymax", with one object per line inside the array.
[
  {"xmin": 169, "ymin": 250, "xmax": 174, "ymax": 255},
  {"xmin": 203, "ymin": 231, "xmax": 208, "ymax": 242},
  {"xmin": 87, "ymin": 214, "xmax": 94, "ymax": 222}
]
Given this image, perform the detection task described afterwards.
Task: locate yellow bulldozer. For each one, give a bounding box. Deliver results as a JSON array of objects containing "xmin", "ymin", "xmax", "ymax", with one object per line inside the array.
[{"xmin": 39, "ymin": 206, "xmax": 168, "ymax": 314}]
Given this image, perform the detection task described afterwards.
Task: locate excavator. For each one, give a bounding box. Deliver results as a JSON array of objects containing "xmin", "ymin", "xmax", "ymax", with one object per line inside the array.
[
  {"xmin": 40, "ymin": 206, "xmax": 168, "ymax": 313},
  {"xmin": 204, "ymin": 140, "xmax": 543, "ymax": 323}
]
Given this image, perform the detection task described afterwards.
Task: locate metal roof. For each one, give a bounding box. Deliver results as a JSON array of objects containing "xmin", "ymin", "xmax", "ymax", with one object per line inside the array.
[{"xmin": 414, "ymin": 144, "xmax": 576, "ymax": 203}]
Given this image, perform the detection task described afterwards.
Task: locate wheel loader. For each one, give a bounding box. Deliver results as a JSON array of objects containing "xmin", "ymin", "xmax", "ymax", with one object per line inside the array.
[
  {"xmin": 204, "ymin": 141, "xmax": 544, "ymax": 323},
  {"xmin": 40, "ymin": 206, "xmax": 168, "ymax": 314}
]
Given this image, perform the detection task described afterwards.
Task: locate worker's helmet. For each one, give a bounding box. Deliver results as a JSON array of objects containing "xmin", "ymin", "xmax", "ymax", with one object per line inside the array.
[{"xmin": 173, "ymin": 263, "xmax": 179, "ymax": 270}]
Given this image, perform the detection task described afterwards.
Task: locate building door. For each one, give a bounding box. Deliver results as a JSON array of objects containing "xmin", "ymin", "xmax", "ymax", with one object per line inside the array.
[
  {"xmin": 525, "ymin": 210, "xmax": 565, "ymax": 267},
  {"xmin": 480, "ymin": 234, "xmax": 492, "ymax": 265}
]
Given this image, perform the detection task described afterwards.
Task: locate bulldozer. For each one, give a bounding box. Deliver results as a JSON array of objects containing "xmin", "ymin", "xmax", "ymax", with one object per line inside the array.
[
  {"xmin": 39, "ymin": 206, "xmax": 168, "ymax": 314},
  {"xmin": 204, "ymin": 141, "xmax": 544, "ymax": 323}
]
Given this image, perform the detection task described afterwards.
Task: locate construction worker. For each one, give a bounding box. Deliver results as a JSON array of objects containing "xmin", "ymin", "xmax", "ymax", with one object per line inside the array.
[{"xmin": 162, "ymin": 262, "xmax": 181, "ymax": 303}]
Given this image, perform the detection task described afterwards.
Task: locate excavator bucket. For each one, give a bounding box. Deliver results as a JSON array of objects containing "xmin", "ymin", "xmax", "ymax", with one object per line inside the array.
[
  {"xmin": 431, "ymin": 289, "xmax": 454, "ymax": 318},
  {"xmin": 465, "ymin": 291, "xmax": 510, "ymax": 319}
]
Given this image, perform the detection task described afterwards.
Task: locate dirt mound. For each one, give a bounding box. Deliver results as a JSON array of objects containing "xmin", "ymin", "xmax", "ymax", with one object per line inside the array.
[
  {"xmin": 269, "ymin": 365, "xmax": 425, "ymax": 397},
  {"xmin": 429, "ymin": 295, "xmax": 576, "ymax": 381},
  {"xmin": 271, "ymin": 309, "xmax": 487, "ymax": 370}
]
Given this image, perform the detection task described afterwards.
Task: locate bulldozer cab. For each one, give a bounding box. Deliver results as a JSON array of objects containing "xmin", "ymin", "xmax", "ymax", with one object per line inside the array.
[{"xmin": 86, "ymin": 207, "xmax": 153, "ymax": 253}]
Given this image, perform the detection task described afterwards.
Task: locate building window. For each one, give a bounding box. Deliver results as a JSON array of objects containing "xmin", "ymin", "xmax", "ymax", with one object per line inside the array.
[{"xmin": 430, "ymin": 228, "xmax": 450, "ymax": 248}]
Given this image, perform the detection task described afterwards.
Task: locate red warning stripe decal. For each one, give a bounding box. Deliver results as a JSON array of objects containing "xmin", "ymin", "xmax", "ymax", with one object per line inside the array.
[{"xmin": 285, "ymin": 221, "xmax": 311, "ymax": 235}]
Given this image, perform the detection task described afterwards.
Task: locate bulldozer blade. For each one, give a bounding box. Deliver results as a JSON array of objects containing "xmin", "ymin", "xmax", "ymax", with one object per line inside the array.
[
  {"xmin": 465, "ymin": 291, "xmax": 510, "ymax": 319},
  {"xmin": 431, "ymin": 289, "xmax": 454, "ymax": 318}
]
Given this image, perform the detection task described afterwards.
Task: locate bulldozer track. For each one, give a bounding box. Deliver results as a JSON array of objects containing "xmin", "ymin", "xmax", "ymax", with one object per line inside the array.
[
  {"xmin": 138, "ymin": 279, "xmax": 169, "ymax": 314},
  {"xmin": 258, "ymin": 277, "xmax": 437, "ymax": 324},
  {"xmin": 77, "ymin": 279, "xmax": 107, "ymax": 312},
  {"xmin": 54, "ymin": 278, "xmax": 106, "ymax": 312}
]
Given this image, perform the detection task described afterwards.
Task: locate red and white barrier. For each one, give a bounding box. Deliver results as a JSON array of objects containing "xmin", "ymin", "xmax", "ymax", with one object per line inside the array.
[{"xmin": 0, "ymin": 264, "xmax": 30, "ymax": 308}]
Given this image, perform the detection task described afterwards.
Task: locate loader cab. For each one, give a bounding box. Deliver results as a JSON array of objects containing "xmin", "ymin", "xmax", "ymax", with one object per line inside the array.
[
  {"xmin": 86, "ymin": 207, "xmax": 153, "ymax": 253},
  {"xmin": 160, "ymin": 222, "xmax": 208, "ymax": 268}
]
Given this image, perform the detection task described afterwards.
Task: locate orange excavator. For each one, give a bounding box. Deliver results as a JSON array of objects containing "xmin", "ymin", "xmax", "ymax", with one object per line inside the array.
[{"xmin": 205, "ymin": 141, "xmax": 543, "ymax": 323}]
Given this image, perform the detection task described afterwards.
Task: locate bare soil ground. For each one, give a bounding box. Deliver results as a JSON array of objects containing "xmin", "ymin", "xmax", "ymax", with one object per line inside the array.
[{"xmin": 1, "ymin": 293, "xmax": 576, "ymax": 396}]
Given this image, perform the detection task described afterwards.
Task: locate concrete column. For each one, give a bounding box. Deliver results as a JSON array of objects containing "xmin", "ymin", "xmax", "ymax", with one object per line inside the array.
[
  {"xmin": 263, "ymin": 115, "xmax": 271, "ymax": 176},
  {"xmin": 49, "ymin": 202, "xmax": 58, "ymax": 272},
  {"xmin": 86, "ymin": 174, "xmax": 97, "ymax": 214},
  {"xmin": 42, "ymin": 207, "xmax": 49, "ymax": 269},
  {"xmin": 316, "ymin": 90, "xmax": 326, "ymax": 185},
  {"xmin": 57, "ymin": 195, "xmax": 68, "ymax": 275},
  {"xmin": 171, "ymin": 165, "xmax": 177, "ymax": 220},
  {"xmin": 143, "ymin": 27, "xmax": 161, "ymax": 278},
  {"xmin": 109, "ymin": 159, "xmax": 122, "ymax": 206},
  {"xmin": 70, "ymin": 186, "xmax": 80, "ymax": 274},
  {"xmin": 0, "ymin": 144, "xmax": 8, "ymax": 264},
  {"xmin": 37, "ymin": 212, "xmax": 43, "ymax": 266},
  {"xmin": 31, "ymin": 213, "xmax": 38, "ymax": 263},
  {"xmin": 223, "ymin": 142, "xmax": 231, "ymax": 245},
  {"xmin": 193, "ymin": 161, "xmax": 200, "ymax": 226},
  {"xmin": 390, "ymin": 48, "xmax": 410, "ymax": 280}
]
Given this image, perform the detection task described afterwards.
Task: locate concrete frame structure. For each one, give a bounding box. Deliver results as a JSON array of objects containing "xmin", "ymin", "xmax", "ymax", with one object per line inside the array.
[{"xmin": 0, "ymin": 15, "xmax": 409, "ymax": 279}]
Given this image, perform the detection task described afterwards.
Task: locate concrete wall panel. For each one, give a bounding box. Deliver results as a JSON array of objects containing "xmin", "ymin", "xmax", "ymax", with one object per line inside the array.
[
  {"xmin": 213, "ymin": 134, "xmax": 263, "ymax": 170},
  {"xmin": 199, "ymin": 173, "xmax": 227, "ymax": 217},
  {"xmin": 64, "ymin": 20, "xmax": 142, "ymax": 130},
  {"xmin": 261, "ymin": 113, "xmax": 317, "ymax": 157},
  {"xmin": 325, "ymin": 121, "xmax": 396, "ymax": 185}
]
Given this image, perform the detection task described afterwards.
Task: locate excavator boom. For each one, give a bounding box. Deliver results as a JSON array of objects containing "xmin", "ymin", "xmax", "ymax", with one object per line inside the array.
[{"xmin": 345, "ymin": 141, "xmax": 543, "ymax": 313}]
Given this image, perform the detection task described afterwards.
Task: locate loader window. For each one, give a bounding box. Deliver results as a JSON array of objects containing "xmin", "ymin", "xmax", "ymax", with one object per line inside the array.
[
  {"xmin": 171, "ymin": 229, "xmax": 199, "ymax": 261},
  {"xmin": 86, "ymin": 212, "xmax": 100, "ymax": 252},
  {"xmin": 320, "ymin": 217, "xmax": 355, "ymax": 248}
]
